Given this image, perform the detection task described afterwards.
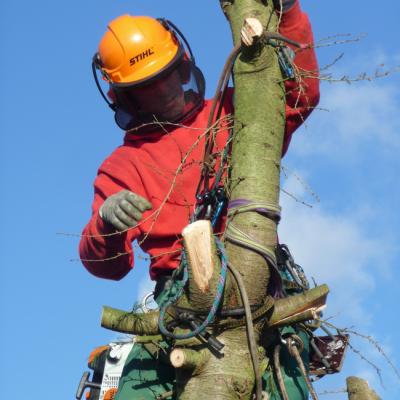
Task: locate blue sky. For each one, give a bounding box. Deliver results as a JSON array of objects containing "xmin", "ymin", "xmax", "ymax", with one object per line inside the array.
[{"xmin": 1, "ymin": 0, "xmax": 399, "ymax": 399}]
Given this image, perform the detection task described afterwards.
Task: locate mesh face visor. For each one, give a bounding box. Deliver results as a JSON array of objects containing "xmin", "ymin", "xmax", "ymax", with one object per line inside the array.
[{"xmin": 112, "ymin": 58, "xmax": 205, "ymax": 131}]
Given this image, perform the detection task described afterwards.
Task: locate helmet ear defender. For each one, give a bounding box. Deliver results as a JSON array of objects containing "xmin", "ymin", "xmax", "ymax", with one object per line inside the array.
[{"xmin": 157, "ymin": 19, "xmax": 193, "ymax": 84}]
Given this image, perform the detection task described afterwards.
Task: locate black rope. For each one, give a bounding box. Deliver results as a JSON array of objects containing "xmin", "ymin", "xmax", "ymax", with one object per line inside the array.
[{"xmin": 228, "ymin": 262, "xmax": 263, "ymax": 400}]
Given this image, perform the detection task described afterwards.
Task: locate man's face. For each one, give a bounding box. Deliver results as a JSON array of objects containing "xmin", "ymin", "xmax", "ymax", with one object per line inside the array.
[{"xmin": 130, "ymin": 69, "xmax": 185, "ymax": 121}]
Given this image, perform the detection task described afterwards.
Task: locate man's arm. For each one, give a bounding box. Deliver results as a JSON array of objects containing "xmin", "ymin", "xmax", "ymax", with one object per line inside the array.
[
  {"xmin": 79, "ymin": 152, "xmax": 150, "ymax": 280},
  {"xmin": 278, "ymin": 0, "xmax": 320, "ymax": 156}
]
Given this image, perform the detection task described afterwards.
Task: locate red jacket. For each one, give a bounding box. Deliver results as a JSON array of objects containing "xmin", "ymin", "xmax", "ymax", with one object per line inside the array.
[{"xmin": 80, "ymin": 2, "xmax": 319, "ymax": 281}]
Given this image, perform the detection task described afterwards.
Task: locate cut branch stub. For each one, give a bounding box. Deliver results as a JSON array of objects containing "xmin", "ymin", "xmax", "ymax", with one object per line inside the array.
[
  {"xmin": 170, "ymin": 347, "xmax": 211, "ymax": 376},
  {"xmin": 346, "ymin": 376, "xmax": 381, "ymax": 400},
  {"xmin": 182, "ymin": 220, "xmax": 215, "ymax": 293},
  {"xmin": 101, "ymin": 306, "xmax": 159, "ymax": 335},
  {"xmin": 268, "ymin": 284, "xmax": 329, "ymax": 328},
  {"xmin": 182, "ymin": 219, "xmax": 224, "ymax": 310}
]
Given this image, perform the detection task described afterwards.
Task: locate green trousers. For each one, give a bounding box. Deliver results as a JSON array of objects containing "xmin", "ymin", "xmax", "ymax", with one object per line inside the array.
[
  {"xmin": 263, "ymin": 329, "xmax": 310, "ymax": 400},
  {"xmin": 114, "ymin": 341, "xmax": 174, "ymax": 400},
  {"xmin": 114, "ymin": 330, "xmax": 309, "ymax": 400}
]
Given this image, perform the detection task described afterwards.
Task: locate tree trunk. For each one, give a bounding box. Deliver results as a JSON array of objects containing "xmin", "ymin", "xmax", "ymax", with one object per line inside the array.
[
  {"xmin": 222, "ymin": 0, "xmax": 285, "ymax": 302},
  {"xmin": 174, "ymin": 1, "xmax": 285, "ymax": 398}
]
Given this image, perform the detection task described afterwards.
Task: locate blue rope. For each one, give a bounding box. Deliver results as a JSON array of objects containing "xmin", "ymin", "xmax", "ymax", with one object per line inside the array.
[
  {"xmin": 158, "ymin": 238, "xmax": 228, "ymax": 340},
  {"xmin": 157, "ymin": 252, "xmax": 189, "ymax": 307}
]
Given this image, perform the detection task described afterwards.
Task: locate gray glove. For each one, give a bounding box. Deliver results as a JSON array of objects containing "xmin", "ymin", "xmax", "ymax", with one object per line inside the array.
[
  {"xmin": 273, "ymin": 0, "xmax": 296, "ymax": 12},
  {"xmin": 99, "ymin": 190, "xmax": 152, "ymax": 232}
]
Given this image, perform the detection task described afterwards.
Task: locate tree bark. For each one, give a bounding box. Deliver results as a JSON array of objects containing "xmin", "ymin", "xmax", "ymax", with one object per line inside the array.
[
  {"xmin": 101, "ymin": 306, "xmax": 159, "ymax": 335},
  {"xmin": 222, "ymin": 0, "xmax": 285, "ymax": 305}
]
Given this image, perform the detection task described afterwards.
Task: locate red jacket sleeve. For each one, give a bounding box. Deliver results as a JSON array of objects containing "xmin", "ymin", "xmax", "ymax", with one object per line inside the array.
[
  {"xmin": 79, "ymin": 149, "xmax": 142, "ymax": 280},
  {"xmin": 279, "ymin": 1, "xmax": 320, "ymax": 156}
]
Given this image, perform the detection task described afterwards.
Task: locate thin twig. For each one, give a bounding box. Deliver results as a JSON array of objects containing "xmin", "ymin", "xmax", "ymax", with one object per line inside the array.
[
  {"xmin": 312, "ymin": 33, "xmax": 367, "ymax": 49},
  {"xmin": 280, "ymin": 188, "xmax": 313, "ymax": 208},
  {"xmin": 340, "ymin": 328, "xmax": 400, "ymax": 381},
  {"xmin": 281, "ymin": 165, "xmax": 320, "ymax": 204},
  {"xmin": 318, "ymin": 388, "xmax": 347, "ymax": 396}
]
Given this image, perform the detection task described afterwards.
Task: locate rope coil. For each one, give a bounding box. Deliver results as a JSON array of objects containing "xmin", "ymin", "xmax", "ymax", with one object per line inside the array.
[{"xmin": 158, "ymin": 238, "xmax": 228, "ymax": 340}]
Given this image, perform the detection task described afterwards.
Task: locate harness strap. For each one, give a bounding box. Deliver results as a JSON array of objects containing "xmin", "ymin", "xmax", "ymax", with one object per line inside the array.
[
  {"xmin": 225, "ymin": 222, "xmax": 277, "ymax": 265},
  {"xmin": 225, "ymin": 199, "xmax": 283, "ymax": 297},
  {"xmin": 217, "ymin": 294, "xmax": 275, "ymax": 330},
  {"xmin": 228, "ymin": 198, "xmax": 281, "ymax": 222}
]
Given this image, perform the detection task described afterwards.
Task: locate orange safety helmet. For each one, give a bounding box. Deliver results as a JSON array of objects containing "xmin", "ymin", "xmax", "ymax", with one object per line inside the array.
[
  {"xmin": 98, "ymin": 15, "xmax": 181, "ymax": 85},
  {"xmin": 92, "ymin": 15, "xmax": 205, "ymax": 131}
]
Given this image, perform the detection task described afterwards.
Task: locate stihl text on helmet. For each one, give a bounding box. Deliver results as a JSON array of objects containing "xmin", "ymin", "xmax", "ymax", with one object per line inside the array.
[{"xmin": 130, "ymin": 48, "xmax": 155, "ymax": 66}]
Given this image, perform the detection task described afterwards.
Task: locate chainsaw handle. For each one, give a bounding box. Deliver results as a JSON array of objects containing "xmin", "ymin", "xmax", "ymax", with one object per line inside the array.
[{"xmin": 76, "ymin": 371, "xmax": 101, "ymax": 400}]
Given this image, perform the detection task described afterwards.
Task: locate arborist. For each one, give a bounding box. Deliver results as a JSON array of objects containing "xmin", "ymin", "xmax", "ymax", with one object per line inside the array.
[{"xmin": 79, "ymin": 0, "xmax": 319, "ymax": 398}]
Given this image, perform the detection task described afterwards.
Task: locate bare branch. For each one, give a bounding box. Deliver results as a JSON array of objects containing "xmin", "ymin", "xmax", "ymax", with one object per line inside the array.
[
  {"xmin": 313, "ymin": 33, "xmax": 368, "ymax": 49},
  {"xmin": 281, "ymin": 164, "xmax": 321, "ymax": 204}
]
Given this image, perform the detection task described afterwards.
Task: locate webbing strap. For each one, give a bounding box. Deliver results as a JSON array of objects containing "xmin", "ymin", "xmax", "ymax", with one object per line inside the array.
[
  {"xmin": 228, "ymin": 198, "xmax": 281, "ymax": 223},
  {"xmin": 225, "ymin": 199, "xmax": 283, "ymax": 298},
  {"xmin": 217, "ymin": 294, "xmax": 275, "ymax": 330},
  {"xmin": 225, "ymin": 222, "xmax": 277, "ymax": 266}
]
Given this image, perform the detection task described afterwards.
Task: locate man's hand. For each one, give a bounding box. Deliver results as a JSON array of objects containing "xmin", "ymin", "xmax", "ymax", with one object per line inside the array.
[
  {"xmin": 273, "ymin": 0, "xmax": 296, "ymax": 13},
  {"xmin": 99, "ymin": 190, "xmax": 152, "ymax": 232}
]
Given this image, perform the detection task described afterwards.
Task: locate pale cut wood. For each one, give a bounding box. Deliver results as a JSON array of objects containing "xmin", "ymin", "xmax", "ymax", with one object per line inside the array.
[
  {"xmin": 241, "ymin": 17, "xmax": 264, "ymax": 46},
  {"xmin": 182, "ymin": 220, "xmax": 215, "ymax": 293},
  {"xmin": 170, "ymin": 347, "xmax": 211, "ymax": 375},
  {"xmin": 170, "ymin": 348, "xmax": 186, "ymax": 368},
  {"xmin": 269, "ymin": 305, "xmax": 326, "ymax": 328}
]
